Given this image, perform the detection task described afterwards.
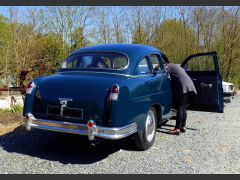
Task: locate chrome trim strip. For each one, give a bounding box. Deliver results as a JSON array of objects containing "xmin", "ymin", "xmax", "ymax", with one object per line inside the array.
[
  {"xmin": 57, "ymin": 71, "xmax": 134, "ymax": 78},
  {"xmin": 57, "ymin": 70, "xmax": 160, "ymax": 78},
  {"xmin": 22, "ymin": 113, "xmax": 137, "ymax": 140}
]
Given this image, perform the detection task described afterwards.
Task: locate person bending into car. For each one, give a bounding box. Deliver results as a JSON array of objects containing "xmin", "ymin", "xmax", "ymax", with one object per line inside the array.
[{"xmin": 162, "ymin": 54, "xmax": 197, "ymax": 135}]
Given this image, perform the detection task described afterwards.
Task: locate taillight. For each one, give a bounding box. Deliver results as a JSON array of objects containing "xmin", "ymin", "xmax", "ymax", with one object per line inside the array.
[
  {"xmin": 87, "ymin": 120, "xmax": 95, "ymax": 128},
  {"xmin": 26, "ymin": 81, "xmax": 36, "ymax": 94},
  {"xmin": 110, "ymin": 84, "xmax": 119, "ymax": 101}
]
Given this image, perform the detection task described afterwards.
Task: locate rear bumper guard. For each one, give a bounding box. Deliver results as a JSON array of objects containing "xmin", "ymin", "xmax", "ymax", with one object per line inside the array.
[{"xmin": 22, "ymin": 113, "xmax": 137, "ymax": 140}]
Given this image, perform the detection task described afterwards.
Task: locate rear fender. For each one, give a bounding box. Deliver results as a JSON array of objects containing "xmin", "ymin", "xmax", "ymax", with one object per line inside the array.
[
  {"xmin": 110, "ymin": 79, "xmax": 151, "ymax": 130},
  {"xmin": 23, "ymin": 78, "xmax": 43, "ymax": 116}
]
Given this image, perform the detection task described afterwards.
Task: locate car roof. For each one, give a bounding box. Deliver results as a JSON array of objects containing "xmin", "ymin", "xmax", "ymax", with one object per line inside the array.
[{"xmin": 71, "ymin": 44, "xmax": 160, "ymax": 57}]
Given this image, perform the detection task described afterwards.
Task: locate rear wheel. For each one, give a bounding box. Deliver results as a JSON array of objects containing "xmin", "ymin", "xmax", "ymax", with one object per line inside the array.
[{"xmin": 134, "ymin": 107, "xmax": 157, "ymax": 150}]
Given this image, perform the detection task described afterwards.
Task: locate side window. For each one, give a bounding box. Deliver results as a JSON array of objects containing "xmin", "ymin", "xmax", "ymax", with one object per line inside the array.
[
  {"xmin": 183, "ymin": 55, "xmax": 216, "ymax": 72},
  {"xmin": 150, "ymin": 54, "xmax": 162, "ymax": 71},
  {"xmin": 79, "ymin": 56, "xmax": 93, "ymax": 68},
  {"xmin": 113, "ymin": 56, "xmax": 128, "ymax": 69},
  {"xmin": 98, "ymin": 56, "xmax": 111, "ymax": 68},
  {"xmin": 66, "ymin": 56, "xmax": 78, "ymax": 68},
  {"xmin": 160, "ymin": 53, "xmax": 170, "ymax": 71},
  {"xmin": 138, "ymin": 57, "xmax": 150, "ymax": 74}
]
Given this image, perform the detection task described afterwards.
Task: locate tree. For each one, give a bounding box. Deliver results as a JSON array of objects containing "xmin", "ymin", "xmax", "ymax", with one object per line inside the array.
[
  {"xmin": 213, "ymin": 7, "xmax": 240, "ymax": 85},
  {"xmin": 44, "ymin": 6, "xmax": 94, "ymax": 55},
  {"xmin": 70, "ymin": 27, "xmax": 87, "ymax": 51},
  {"xmin": 0, "ymin": 15, "xmax": 11, "ymax": 86},
  {"xmin": 29, "ymin": 33, "xmax": 66, "ymax": 71},
  {"xmin": 94, "ymin": 7, "xmax": 112, "ymax": 44},
  {"xmin": 132, "ymin": 26, "xmax": 148, "ymax": 44},
  {"xmin": 129, "ymin": 7, "xmax": 151, "ymax": 45},
  {"xmin": 0, "ymin": 15, "xmax": 10, "ymax": 74},
  {"xmin": 192, "ymin": 7, "xmax": 220, "ymax": 52},
  {"xmin": 152, "ymin": 19, "xmax": 196, "ymax": 64}
]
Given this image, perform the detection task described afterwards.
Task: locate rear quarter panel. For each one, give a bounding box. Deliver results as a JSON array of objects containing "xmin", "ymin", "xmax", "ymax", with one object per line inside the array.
[
  {"xmin": 23, "ymin": 77, "xmax": 42, "ymax": 116},
  {"xmin": 110, "ymin": 74, "xmax": 172, "ymax": 130}
]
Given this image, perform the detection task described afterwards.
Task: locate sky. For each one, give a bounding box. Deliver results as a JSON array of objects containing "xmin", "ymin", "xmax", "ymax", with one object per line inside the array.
[
  {"xmin": 0, "ymin": 6, "xmax": 236, "ymax": 21},
  {"xmin": 0, "ymin": 6, "xmax": 44, "ymax": 23},
  {"xmin": 0, "ymin": 6, "xmax": 179, "ymax": 23},
  {"xmin": 0, "ymin": 6, "xmax": 37, "ymax": 16}
]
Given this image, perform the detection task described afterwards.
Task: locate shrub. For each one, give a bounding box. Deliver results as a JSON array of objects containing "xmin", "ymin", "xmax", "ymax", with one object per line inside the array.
[{"xmin": 10, "ymin": 104, "xmax": 23, "ymax": 113}]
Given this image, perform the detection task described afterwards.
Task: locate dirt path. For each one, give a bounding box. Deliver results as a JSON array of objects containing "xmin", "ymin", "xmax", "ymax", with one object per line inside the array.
[
  {"xmin": 0, "ymin": 122, "xmax": 20, "ymax": 136},
  {"xmin": 0, "ymin": 112, "xmax": 21, "ymax": 135}
]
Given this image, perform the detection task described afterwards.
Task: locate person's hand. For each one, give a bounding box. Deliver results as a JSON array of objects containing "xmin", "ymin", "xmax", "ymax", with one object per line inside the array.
[{"xmin": 164, "ymin": 64, "xmax": 171, "ymax": 72}]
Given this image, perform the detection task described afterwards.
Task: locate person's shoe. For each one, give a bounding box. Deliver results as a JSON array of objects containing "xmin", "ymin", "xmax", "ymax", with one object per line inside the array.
[
  {"xmin": 180, "ymin": 127, "xmax": 186, "ymax": 133},
  {"xmin": 168, "ymin": 128, "xmax": 180, "ymax": 135}
]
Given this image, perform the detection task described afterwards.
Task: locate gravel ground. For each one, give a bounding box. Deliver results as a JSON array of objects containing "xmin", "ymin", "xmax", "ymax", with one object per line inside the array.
[{"xmin": 0, "ymin": 93, "xmax": 239, "ymax": 174}]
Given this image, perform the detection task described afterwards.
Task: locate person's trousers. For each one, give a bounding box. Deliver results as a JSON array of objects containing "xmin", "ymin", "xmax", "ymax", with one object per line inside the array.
[{"xmin": 175, "ymin": 93, "xmax": 191, "ymax": 129}]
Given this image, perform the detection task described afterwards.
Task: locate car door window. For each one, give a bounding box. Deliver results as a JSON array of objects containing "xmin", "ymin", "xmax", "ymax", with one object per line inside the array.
[
  {"xmin": 150, "ymin": 54, "xmax": 163, "ymax": 71},
  {"xmin": 138, "ymin": 57, "xmax": 151, "ymax": 74},
  {"xmin": 183, "ymin": 55, "xmax": 216, "ymax": 72}
]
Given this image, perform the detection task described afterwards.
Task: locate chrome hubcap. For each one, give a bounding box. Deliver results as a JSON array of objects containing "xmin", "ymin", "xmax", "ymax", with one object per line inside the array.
[{"xmin": 145, "ymin": 110, "xmax": 156, "ymax": 142}]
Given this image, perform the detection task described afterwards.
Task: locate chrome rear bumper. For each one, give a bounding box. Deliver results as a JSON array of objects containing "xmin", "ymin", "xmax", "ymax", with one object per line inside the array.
[{"xmin": 22, "ymin": 113, "xmax": 137, "ymax": 140}]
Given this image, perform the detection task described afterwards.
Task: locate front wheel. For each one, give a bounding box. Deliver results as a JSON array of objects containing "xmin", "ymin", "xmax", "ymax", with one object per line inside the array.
[{"xmin": 134, "ymin": 107, "xmax": 157, "ymax": 151}]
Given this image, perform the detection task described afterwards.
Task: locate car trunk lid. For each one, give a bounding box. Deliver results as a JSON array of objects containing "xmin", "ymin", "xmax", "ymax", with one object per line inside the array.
[{"xmin": 32, "ymin": 71, "xmax": 128, "ymax": 124}]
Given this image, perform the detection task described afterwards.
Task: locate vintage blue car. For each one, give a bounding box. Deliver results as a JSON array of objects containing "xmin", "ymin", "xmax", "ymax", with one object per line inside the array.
[{"xmin": 23, "ymin": 44, "xmax": 224, "ymax": 150}]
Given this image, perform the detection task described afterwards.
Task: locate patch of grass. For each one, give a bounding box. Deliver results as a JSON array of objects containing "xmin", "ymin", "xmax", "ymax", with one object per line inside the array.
[
  {"xmin": 0, "ymin": 108, "xmax": 11, "ymax": 113},
  {"xmin": 0, "ymin": 104, "xmax": 23, "ymax": 114},
  {"xmin": 11, "ymin": 104, "xmax": 23, "ymax": 113},
  {"xmin": 0, "ymin": 105, "xmax": 23, "ymax": 126}
]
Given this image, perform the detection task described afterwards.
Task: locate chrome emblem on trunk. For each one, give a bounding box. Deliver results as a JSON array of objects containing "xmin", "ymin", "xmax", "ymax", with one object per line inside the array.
[
  {"xmin": 59, "ymin": 98, "xmax": 73, "ymax": 101},
  {"xmin": 59, "ymin": 98, "xmax": 73, "ymax": 116}
]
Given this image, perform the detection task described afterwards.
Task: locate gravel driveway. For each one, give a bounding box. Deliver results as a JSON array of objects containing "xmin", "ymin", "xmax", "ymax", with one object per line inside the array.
[{"xmin": 0, "ymin": 93, "xmax": 239, "ymax": 174}]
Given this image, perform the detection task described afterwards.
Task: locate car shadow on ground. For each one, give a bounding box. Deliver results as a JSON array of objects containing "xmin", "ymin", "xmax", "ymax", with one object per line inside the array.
[
  {"xmin": 0, "ymin": 126, "xmax": 138, "ymax": 165},
  {"xmin": 0, "ymin": 119, "xmax": 198, "ymax": 164}
]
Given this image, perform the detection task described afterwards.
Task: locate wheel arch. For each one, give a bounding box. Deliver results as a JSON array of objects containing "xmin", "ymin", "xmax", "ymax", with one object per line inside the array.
[{"xmin": 152, "ymin": 104, "xmax": 162, "ymax": 125}]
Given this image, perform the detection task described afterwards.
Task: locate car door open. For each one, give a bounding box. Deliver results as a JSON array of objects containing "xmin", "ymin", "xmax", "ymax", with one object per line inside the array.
[{"xmin": 181, "ymin": 52, "xmax": 224, "ymax": 113}]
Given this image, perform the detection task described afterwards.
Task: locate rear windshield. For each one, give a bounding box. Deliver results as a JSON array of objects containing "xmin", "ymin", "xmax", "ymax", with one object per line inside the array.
[{"xmin": 61, "ymin": 52, "xmax": 128, "ymax": 70}]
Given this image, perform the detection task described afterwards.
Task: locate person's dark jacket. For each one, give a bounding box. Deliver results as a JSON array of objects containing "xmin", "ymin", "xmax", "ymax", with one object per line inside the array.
[{"xmin": 166, "ymin": 63, "xmax": 197, "ymax": 107}]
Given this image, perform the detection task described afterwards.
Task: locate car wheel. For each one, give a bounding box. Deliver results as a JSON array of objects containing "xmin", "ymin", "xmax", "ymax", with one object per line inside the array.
[{"xmin": 134, "ymin": 107, "xmax": 157, "ymax": 151}]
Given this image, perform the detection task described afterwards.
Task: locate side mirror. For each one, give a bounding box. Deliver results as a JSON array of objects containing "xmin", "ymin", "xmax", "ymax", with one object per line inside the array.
[
  {"xmin": 152, "ymin": 69, "xmax": 157, "ymax": 76},
  {"xmin": 153, "ymin": 66, "xmax": 160, "ymax": 71}
]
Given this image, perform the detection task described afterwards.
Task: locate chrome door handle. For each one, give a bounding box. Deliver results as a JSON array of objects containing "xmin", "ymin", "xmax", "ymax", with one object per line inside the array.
[
  {"xmin": 200, "ymin": 83, "xmax": 213, "ymax": 90},
  {"xmin": 167, "ymin": 73, "xmax": 171, "ymax": 79}
]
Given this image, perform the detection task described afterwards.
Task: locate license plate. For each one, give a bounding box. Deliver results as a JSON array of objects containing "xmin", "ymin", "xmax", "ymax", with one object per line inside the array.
[
  {"xmin": 63, "ymin": 107, "xmax": 83, "ymax": 118},
  {"xmin": 47, "ymin": 105, "xmax": 83, "ymax": 118}
]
